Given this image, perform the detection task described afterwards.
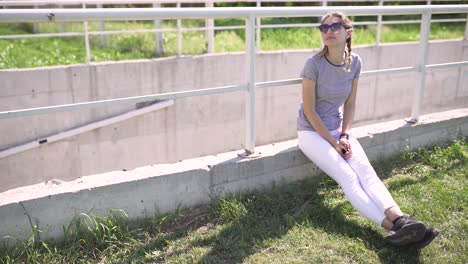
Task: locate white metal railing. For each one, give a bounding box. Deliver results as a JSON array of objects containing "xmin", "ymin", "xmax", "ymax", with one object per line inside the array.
[
  {"xmin": 1, "ymin": 0, "xmax": 467, "ymax": 59},
  {"xmin": 3, "ymin": 0, "xmax": 465, "ymax": 6},
  {"xmin": 1, "ymin": 5, "xmax": 468, "ymax": 156}
]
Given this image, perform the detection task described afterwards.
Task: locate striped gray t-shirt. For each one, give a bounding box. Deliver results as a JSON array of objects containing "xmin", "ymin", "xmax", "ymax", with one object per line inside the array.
[{"xmin": 297, "ymin": 52, "xmax": 362, "ymax": 132}]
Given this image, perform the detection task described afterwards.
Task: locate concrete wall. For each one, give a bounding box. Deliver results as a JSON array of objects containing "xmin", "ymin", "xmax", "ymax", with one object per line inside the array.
[
  {"xmin": 0, "ymin": 109, "xmax": 466, "ymax": 244},
  {"xmin": 0, "ymin": 40, "xmax": 467, "ymax": 191}
]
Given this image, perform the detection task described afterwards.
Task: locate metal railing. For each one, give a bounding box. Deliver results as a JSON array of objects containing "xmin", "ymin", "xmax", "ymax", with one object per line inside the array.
[
  {"xmin": 1, "ymin": 5, "xmax": 468, "ymax": 156},
  {"xmin": 1, "ymin": 0, "xmax": 467, "ymax": 60}
]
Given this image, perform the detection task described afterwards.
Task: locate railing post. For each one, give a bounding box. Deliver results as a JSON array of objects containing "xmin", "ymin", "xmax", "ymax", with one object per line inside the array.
[
  {"xmin": 319, "ymin": 0, "xmax": 327, "ymax": 47},
  {"xmin": 256, "ymin": 0, "xmax": 261, "ymax": 50},
  {"xmin": 206, "ymin": 1, "xmax": 215, "ymax": 53},
  {"xmin": 153, "ymin": 2, "xmax": 164, "ymax": 56},
  {"xmin": 97, "ymin": 4, "xmax": 107, "ymax": 46},
  {"xmin": 177, "ymin": 1, "xmax": 182, "ymax": 57},
  {"xmin": 83, "ymin": 3, "xmax": 91, "ymax": 63},
  {"xmin": 33, "ymin": 5, "xmax": 39, "ymax": 33},
  {"xmin": 376, "ymin": 0, "xmax": 383, "ymax": 45},
  {"xmin": 241, "ymin": 14, "xmax": 256, "ymax": 156},
  {"xmin": 465, "ymin": 13, "xmax": 468, "ymax": 40},
  {"xmin": 59, "ymin": 4, "xmax": 66, "ymax": 33},
  {"xmin": 320, "ymin": 0, "xmax": 328, "ymax": 21},
  {"xmin": 409, "ymin": 11, "xmax": 431, "ymax": 123}
]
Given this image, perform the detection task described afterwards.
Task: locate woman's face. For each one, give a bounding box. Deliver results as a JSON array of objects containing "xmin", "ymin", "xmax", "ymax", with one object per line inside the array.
[{"xmin": 320, "ymin": 16, "xmax": 350, "ymax": 47}]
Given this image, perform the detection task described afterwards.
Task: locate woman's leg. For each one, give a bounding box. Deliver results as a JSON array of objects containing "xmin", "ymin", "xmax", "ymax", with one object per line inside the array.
[
  {"xmin": 298, "ymin": 131, "xmax": 386, "ymax": 226},
  {"xmin": 345, "ymin": 136, "xmax": 428, "ymax": 245},
  {"xmin": 344, "ymin": 137, "xmax": 400, "ymax": 220}
]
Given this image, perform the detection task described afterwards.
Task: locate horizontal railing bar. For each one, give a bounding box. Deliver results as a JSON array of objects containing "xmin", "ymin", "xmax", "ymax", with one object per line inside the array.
[
  {"xmin": 256, "ymin": 79, "xmax": 301, "ymax": 89},
  {"xmin": 87, "ymin": 27, "xmax": 175, "ymax": 34},
  {"xmin": 381, "ymin": 19, "xmax": 432, "ymax": 25},
  {"xmin": 1, "ymin": 60, "xmax": 466, "ymax": 119},
  {"xmin": 0, "ymin": 26, "xmax": 245, "ymax": 39},
  {"xmin": 426, "ymin": 61, "xmax": 468, "ymax": 70},
  {"xmin": 260, "ymin": 21, "xmax": 382, "ymax": 29},
  {"xmin": 255, "ymin": 62, "xmax": 468, "ymax": 89},
  {"xmin": 84, "ymin": 24, "xmax": 245, "ymax": 34},
  {"xmin": 248, "ymin": 61, "xmax": 468, "ymax": 89},
  {"xmin": 0, "ymin": 22, "xmax": 409, "ymax": 40},
  {"xmin": 0, "ymin": 32, "xmax": 84, "ymax": 39},
  {"xmin": 214, "ymin": 25, "xmax": 245, "ymax": 30},
  {"xmin": 177, "ymin": 25, "xmax": 246, "ymax": 32},
  {"xmin": 256, "ymin": 66, "xmax": 419, "ymax": 88},
  {"xmin": 432, "ymin": 18, "xmax": 467, "ymax": 23},
  {"xmin": 2, "ymin": 16, "xmax": 466, "ymax": 40},
  {"xmin": 361, "ymin": 66, "xmax": 416, "ymax": 77},
  {"xmin": 1, "ymin": 6, "xmax": 468, "ymax": 23},
  {"xmin": 380, "ymin": 18, "xmax": 467, "ymax": 25},
  {"xmin": 0, "ymin": 84, "xmax": 246, "ymax": 119},
  {"xmin": 0, "ymin": 0, "xmax": 463, "ymax": 7},
  {"xmin": 260, "ymin": 23, "xmax": 319, "ymax": 29},
  {"xmin": 0, "ymin": 0, "xmax": 376, "ymax": 6}
]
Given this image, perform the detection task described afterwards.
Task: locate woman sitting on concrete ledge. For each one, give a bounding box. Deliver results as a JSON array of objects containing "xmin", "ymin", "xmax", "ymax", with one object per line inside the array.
[{"xmin": 296, "ymin": 11, "xmax": 438, "ymax": 249}]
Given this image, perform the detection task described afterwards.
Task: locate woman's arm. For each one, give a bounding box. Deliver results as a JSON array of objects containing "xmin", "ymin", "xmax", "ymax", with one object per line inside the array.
[
  {"xmin": 338, "ymin": 78, "xmax": 359, "ymax": 158},
  {"xmin": 302, "ymin": 79, "xmax": 338, "ymax": 148},
  {"xmin": 342, "ymin": 78, "xmax": 359, "ymax": 132}
]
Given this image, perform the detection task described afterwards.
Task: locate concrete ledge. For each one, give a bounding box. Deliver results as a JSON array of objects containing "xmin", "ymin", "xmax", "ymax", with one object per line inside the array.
[{"xmin": 0, "ymin": 108, "xmax": 467, "ymax": 243}]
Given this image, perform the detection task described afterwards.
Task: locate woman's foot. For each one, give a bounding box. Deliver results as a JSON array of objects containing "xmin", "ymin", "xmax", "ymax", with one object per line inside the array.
[
  {"xmin": 384, "ymin": 214, "xmax": 426, "ymax": 246},
  {"xmin": 409, "ymin": 227, "xmax": 440, "ymax": 250}
]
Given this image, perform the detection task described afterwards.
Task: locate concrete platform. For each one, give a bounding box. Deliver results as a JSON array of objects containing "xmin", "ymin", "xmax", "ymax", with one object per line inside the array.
[{"xmin": 0, "ymin": 108, "xmax": 467, "ymax": 244}]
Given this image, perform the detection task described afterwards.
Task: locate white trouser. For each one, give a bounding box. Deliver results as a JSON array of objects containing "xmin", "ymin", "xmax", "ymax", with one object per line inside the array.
[{"xmin": 298, "ymin": 129, "xmax": 397, "ymax": 226}]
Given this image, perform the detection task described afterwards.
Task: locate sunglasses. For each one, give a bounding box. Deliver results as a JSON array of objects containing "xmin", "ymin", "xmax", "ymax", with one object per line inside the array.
[{"xmin": 318, "ymin": 22, "xmax": 343, "ymax": 33}]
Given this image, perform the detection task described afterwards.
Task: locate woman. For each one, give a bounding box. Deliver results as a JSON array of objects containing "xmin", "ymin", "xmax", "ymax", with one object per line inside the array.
[{"xmin": 297, "ymin": 11, "xmax": 438, "ymax": 249}]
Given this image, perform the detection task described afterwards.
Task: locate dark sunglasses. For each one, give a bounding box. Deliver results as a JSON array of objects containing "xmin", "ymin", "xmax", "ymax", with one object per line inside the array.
[{"xmin": 318, "ymin": 22, "xmax": 343, "ymax": 33}]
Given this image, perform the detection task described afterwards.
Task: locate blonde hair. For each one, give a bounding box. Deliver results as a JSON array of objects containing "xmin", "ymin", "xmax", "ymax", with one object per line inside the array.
[{"xmin": 319, "ymin": 11, "xmax": 353, "ymax": 72}]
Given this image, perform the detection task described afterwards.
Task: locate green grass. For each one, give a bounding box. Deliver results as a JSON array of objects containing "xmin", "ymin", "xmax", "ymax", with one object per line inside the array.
[
  {"xmin": 0, "ymin": 19, "xmax": 466, "ymax": 69},
  {"xmin": 1, "ymin": 138, "xmax": 467, "ymax": 263}
]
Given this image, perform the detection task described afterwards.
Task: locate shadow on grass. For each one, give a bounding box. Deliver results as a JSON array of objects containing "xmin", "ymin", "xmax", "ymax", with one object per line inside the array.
[
  {"xmin": 120, "ymin": 177, "xmax": 422, "ymax": 263},
  {"xmin": 374, "ymin": 150, "xmax": 467, "ymax": 192}
]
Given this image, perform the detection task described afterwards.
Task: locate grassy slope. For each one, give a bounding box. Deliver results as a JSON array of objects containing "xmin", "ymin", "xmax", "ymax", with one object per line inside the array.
[{"xmin": 0, "ymin": 138, "xmax": 466, "ymax": 263}]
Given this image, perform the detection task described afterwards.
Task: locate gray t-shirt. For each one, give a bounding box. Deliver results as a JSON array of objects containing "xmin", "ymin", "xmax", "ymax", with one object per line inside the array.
[{"xmin": 297, "ymin": 52, "xmax": 362, "ymax": 132}]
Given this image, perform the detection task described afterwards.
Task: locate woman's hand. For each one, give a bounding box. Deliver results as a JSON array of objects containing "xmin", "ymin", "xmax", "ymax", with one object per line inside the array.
[{"xmin": 335, "ymin": 138, "xmax": 352, "ymax": 159}]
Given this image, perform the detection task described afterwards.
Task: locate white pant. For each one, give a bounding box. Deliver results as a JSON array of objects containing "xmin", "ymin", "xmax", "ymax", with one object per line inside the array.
[{"xmin": 298, "ymin": 129, "xmax": 397, "ymax": 226}]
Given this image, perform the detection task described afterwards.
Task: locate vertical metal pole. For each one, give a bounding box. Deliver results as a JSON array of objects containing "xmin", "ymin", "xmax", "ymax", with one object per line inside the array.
[
  {"xmin": 376, "ymin": 0, "xmax": 383, "ymax": 45},
  {"xmin": 83, "ymin": 3, "xmax": 91, "ymax": 63},
  {"xmin": 33, "ymin": 5, "xmax": 39, "ymax": 33},
  {"xmin": 319, "ymin": 0, "xmax": 328, "ymax": 47},
  {"xmin": 410, "ymin": 12, "xmax": 431, "ymax": 123},
  {"xmin": 206, "ymin": 1, "xmax": 215, "ymax": 53},
  {"xmin": 256, "ymin": 0, "xmax": 261, "ymax": 50},
  {"xmin": 244, "ymin": 15, "xmax": 256, "ymax": 155},
  {"xmin": 177, "ymin": 1, "xmax": 182, "ymax": 57},
  {"xmin": 59, "ymin": 5, "xmax": 66, "ymax": 33},
  {"xmin": 318, "ymin": 0, "xmax": 327, "ymax": 23},
  {"xmin": 97, "ymin": 4, "xmax": 107, "ymax": 46},
  {"xmin": 153, "ymin": 2, "xmax": 164, "ymax": 56},
  {"xmin": 464, "ymin": 13, "xmax": 468, "ymax": 40}
]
